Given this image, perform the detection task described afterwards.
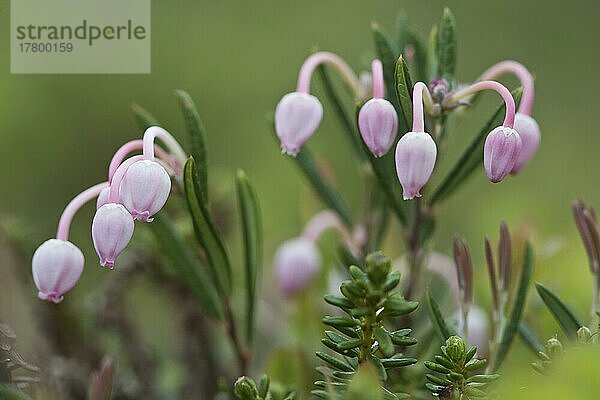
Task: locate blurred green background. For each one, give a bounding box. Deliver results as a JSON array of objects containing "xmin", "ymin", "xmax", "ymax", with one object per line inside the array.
[{"xmin": 0, "ymin": 0, "xmax": 599, "ymax": 397}]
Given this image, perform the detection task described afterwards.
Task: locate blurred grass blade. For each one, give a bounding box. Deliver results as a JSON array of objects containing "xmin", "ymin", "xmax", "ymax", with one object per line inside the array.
[
  {"xmin": 426, "ymin": 25, "xmax": 438, "ymax": 81},
  {"xmin": 131, "ymin": 103, "xmax": 160, "ymax": 128},
  {"xmin": 406, "ymin": 29, "xmax": 427, "ymax": 82},
  {"xmin": 518, "ymin": 322, "xmax": 544, "ymax": 355},
  {"xmin": 427, "ymin": 290, "xmax": 456, "ymax": 341},
  {"xmin": 372, "ymin": 23, "xmax": 400, "ymax": 111},
  {"xmin": 276, "ymin": 125, "xmax": 353, "ymax": 228},
  {"xmin": 318, "ymin": 65, "xmax": 366, "ymax": 160},
  {"xmin": 436, "ymin": 7, "xmax": 457, "ymax": 86},
  {"xmin": 235, "ymin": 170, "xmax": 262, "ymax": 344},
  {"xmin": 395, "ymin": 55, "xmax": 413, "ymax": 132},
  {"xmin": 429, "ymin": 87, "xmax": 523, "ymax": 205},
  {"xmin": 0, "ymin": 385, "xmax": 31, "ymax": 400},
  {"xmin": 149, "ymin": 213, "xmax": 224, "ymax": 320},
  {"xmin": 493, "ymin": 242, "xmax": 534, "ymax": 371},
  {"xmin": 175, "ymin": 90, "xmax": 209, "ymax": 205},
  {"xmin": 535, "ymin": 283, "xmax": 582, "ymax": 340},
  {"xmin": 184, "ymin": 158, "xmax": 232, "ymax": 297}
]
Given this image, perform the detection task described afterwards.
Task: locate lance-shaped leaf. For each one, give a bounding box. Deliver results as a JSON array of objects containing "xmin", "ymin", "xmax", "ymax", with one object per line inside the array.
[
  {"xmin": 536, "ymin": 283, "xmax": 582, "ymax": 340},
  {"xmin": 427, "ymin": 290, "xmax": 456, "ymax": 341},
  {"xmin": 183, "ymin": 158, "xmax": 232, "ymax": 297},
  {"xmin": 235, "ymin": 170, "xmax": 262, "ymax": 344},
  {"xmin": 175, "ymin": 90, "xmax": 209, "ymax": 205},
  {"xmin": 318, "ymin": 65, "xmax": 365, "ymax": 160},
  {"xmin": 518, "ymin": 322, "xmax": 544, "ymax": 355},
  {"xmin": 372, "ymin": 23, "xmax": 399, "ymax": 112},
  {"xmin": 394, "ymin": 55, "xmax": 413, "ymax": 133},
  {"xmin": 429, "ymin": 87, "xmax": 522, "ymax": 205},
  {"xmin": 426, "ymin": 25, "xmax": 438, "ymax": 81},
  {"xmin": 131, "ymin": 102, "xmax": 160, "ymax": 128},
  {"xmin": 436, "ymin": 7, "xmax": 457, "ymax": 86},
  {"xmin": 149, "ymin": 213, "xmax": 224, "ymax": 320},
  {"xmin": 405, "ymin": 29, "xmax": 428, "ymax": 83},
  {"xmin": 493, "ymin": 242, "xmax": 534, "ymax": 371}
]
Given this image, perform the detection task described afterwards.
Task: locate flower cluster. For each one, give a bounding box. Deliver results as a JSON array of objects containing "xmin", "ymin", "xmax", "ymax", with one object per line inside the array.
[
  {"xmin": 274, "ymin": 52, "xmax": 540, "ymax": 200},
  {"xmin": 31, "ymin": 127, "xmax": 187, "ymax": 303}
]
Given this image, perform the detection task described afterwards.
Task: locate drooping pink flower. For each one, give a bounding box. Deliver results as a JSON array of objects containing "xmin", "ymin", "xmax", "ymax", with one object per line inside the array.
[
  {"xmin": 119, "ymin": 159, "xmax": 171, "ymax": 222},
  {"xmin": 32, "ymin": 239, "xmax": 84, "ymax": 303},
  {"xmin": 274, "ymin": 237, "xmax": 321, "ymax": 297},
  {"xmin": 275, "ymin": 92, "xmax": 323, "ymax": 156},
  {"xmin": 484, "ymin": 126, "xmax": 522, "ymax": 183},
  {"xmin": 92, "ymin": 203, "xmax": 135, "ymax": 269},
  {"xmin": 395, "ymin": 131, "xmax": 437, "ymax": 200},
  {"xmin": 511, "ymin": 112, "xmax": 540, "ymax": 174},
  {"xmin": 96, "ymin": 186, "xmax": 110, "ymax": 209}
]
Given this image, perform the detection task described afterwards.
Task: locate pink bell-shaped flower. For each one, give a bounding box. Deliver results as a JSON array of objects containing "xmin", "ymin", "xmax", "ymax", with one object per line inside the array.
[
  {"xmin": 32, "ymin": 239, "xmax": 84, "ymax": 303},
  {"xmin": 119, "ymin": 159, "xmax": 171, "ymax": 222},
  {"xmin": 484, "ymin": 126, "xmax": 522, "ymax": 183},
  {"xmin": 358, "ymin": 98, "xmax": 398, "ymax": 157},
  {"xmin": 274, "ymin": 92, "xmax": 323, "ymax": 156},
  {"xmin": 92, "ymin": 203, "xmax": 135, "ymax": 268},
  {"xmin": 274, "ymin": 237, "xmax": 321, "ymax": 298},
  {"xmin": 395, "ymin": 131, "xmax": 437, "ymax": 200},
  {"xmin": 511, "ymin": 113, "xmax": 540, "ymax": 174}
]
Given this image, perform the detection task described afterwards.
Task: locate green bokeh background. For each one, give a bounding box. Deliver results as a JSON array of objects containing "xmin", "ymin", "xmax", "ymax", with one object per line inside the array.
[{"xmin": 0, "ymin": 0, "xmax": 598, "ymax": 397}]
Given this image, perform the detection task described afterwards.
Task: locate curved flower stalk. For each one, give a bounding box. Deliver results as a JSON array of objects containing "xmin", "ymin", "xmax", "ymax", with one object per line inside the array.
[
  {"xmin": 480, "ymin": 61, "xmax": 540, "ymax": 174},
  {"xmin": 395, "ymin": 81, "xmax": 437, "ymax": 199},
  {"xmin": 274, "ymin": 210, "xmax": 362, "ymax": 297},
  {"xmin": 275, "ymin": 51, "xmax": 364, "ymax": 156},
  {"xmin": 444, "ymin": 80, "xmax": 520, "ymax": 183},
  {"xmin": 32, "ymin": 182, "xmax": 108, "ymax": 302}
]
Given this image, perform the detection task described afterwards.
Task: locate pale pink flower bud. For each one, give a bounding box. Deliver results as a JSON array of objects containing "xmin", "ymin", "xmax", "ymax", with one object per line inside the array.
[
  {"xmin": 275, "ymin": 92, "xmax": 323, "ymax": 156},
  {"xmin": 32, "ymin": 239, "xmax": 84, "ymax": 303},
  {"xmin": 274, "ymin": 237, "xmax": 321, "ymax": 297},
  {"xmin": 358, "ymin": 98, "xmax": 398, "ymax": 157},
  {"xmin": 395, "ymin": 131, "xmax": 437, "ymax": 200},
  {"xmin": 484, "ymin": 126, "xmax": 522, "ymax": 183},
  {"xmin": 119, "ymin": 159, "xmax": 171, "ymax": 222},
  {"xmin": 96, "ymin": 186, "xmax": 110, "ymax": 209},
  {"xmin": 511, "ymin": 113, "xmax": 540, "ymax": 174},
  {"xmin": 92, "ymin": 203, "xmax": 134, "ymax": 269}
]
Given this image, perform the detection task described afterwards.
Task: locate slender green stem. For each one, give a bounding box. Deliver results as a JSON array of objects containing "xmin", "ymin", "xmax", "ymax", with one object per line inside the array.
[{"xmin": 224, "ymin": 301, "xmax": 250, "ymax": 375}]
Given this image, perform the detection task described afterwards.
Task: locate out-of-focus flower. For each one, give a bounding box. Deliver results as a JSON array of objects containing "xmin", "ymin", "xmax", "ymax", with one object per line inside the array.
[{"xmin": 274, "ymin": 237, "xmax": 321, "ymax": 298}]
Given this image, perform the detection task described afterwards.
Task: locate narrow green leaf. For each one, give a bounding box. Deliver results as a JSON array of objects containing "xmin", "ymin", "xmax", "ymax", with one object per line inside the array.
[
  {"xmin": 318, "ymin": 65, "xmax": 366, "ymax": 160},
  {"xmin": 394, "ymin": 55, "xmax": 413, "ymax": 132},
  {"xmin": 374, "ymin": 327, "xmax": 394, "ymax": 357},
  {"xmin": 183, "ymin": 158, "xmax": 232, "ymax": 296},
  {"xmin": 536, "ymin": 283, "xmax": 582, "ymax": 340},
  {"xmin": 426, "ymin": 25, "xmax": 438, "ymax": 81},
  {"xmin": 372, "ymin": 22, "xmax": 400, "ymax": 112},
  {"xmin": 175, "ymin": 90, "xmax": 209, "ymax": 204},
  {"xmin": 316, "ymin": 352, "xmax": 354, "ymax": 372},
  {"xmin": 518, "ymin": 322, "xmax": 545, "ymax": 355},
  {"xmin": 131, "ymin": 102, "xmax": 159, "ymax": 128},
  {"xmin": 294, "ymin": 146, "xmax": 353, "ymax": 228},
  {"xmin": 429, "ymin": 87, "xmax": 523, "ymax": 205},
  {"xmin": 436, "ymin": 7, "xmax": 457, "ymax": 86},
  {"xmin": 427, "ymin": 290, "xmax": 456, "ymax": 341},
  {"xmin": 493, "ymin": 242, "xmax": 534, "ymax": 371},
  {"xmin": 235, "ymin": 170, "xmax": 262, "ymax": 344},
  {"xmin": 148, "ymin": 213, "xmax": 224, "ymax": 320}
]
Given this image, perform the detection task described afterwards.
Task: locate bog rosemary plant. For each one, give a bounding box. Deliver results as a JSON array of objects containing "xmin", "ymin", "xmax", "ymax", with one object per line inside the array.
[
  {"xmin": 425, "ymin": 336, "xmax": 498, "ymax": 399},
  {"xmin": 313, "ymin": 251, "xmax": 418, "ymax": 399}
]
